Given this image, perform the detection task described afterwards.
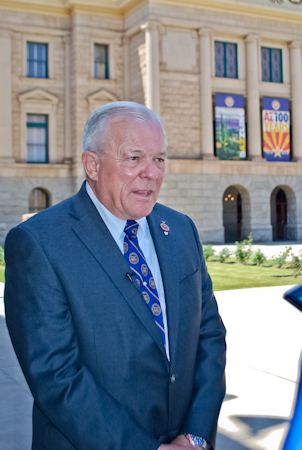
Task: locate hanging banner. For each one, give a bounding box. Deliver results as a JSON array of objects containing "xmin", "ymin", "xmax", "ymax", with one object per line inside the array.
[
  {"xmin": 263, "ymin": 97, "xmax": 290, "ymax": 162},
  {"xmin": 215, "ymin": 93, "xmax": 246, "ymax": 160}
]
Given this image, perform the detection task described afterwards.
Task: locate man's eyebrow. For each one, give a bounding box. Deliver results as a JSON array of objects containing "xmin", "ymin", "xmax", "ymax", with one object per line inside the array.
[{"xmin": 127, "ymin": 149, "xmax": 167, "ymax": 156}]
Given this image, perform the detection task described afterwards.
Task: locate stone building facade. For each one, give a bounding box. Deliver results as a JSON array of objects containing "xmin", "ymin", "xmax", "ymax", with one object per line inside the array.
[{"xmin": 1, "ymin": 0, "xmax": 302, "ymax": 244}]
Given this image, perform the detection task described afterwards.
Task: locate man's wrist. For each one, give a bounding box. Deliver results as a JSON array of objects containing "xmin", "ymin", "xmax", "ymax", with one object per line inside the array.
[{"xmin": 183, "ymin": 433, "xmax": 212, "ymax": 449}]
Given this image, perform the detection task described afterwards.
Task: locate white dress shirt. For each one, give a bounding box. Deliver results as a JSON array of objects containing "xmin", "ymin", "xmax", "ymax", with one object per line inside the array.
[{"xmin": 86, "ymin": 182, "xmax": 170, "ymax": 360}]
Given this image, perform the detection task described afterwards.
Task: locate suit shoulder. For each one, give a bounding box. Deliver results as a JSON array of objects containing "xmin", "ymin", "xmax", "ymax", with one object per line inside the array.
[
  {"xmin": 153, "ymin": 202, "xmax": 193, "ymax": 226},
  {"xmin": 7, "ymin": 193, "xmax": 78, "ymax": 244}
]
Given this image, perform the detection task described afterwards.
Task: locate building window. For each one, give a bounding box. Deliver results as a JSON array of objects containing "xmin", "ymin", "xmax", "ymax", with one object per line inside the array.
[
  {"xmin": 261, "ymin": 47, "xmax": 283, "ymax": 83},
  {"xmin": 27, "ymin": 42, "xmax": 48, "ymax": 78},
  {"xmin": 27, "ymin": 114, "xmax": 48, "ymax": 163},
  {"xmin": 215, "ymin": 41, "xmax": 238, "ymax": 79},
  {"xmin": 94, "ymin": 44, "xmax": 109, "ymax": 79},
  {"xmin": 29, "ymin": 188, "xmax": 49, "ymax": 213}
]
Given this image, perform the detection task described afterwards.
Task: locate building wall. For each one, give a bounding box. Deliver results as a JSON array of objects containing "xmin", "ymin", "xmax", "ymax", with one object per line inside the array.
[
  {"xmin": 130, "ymin": 31, "xmax": 146, "ymax": 104},
  {"xmin": 1, "ymin": 0, "xmax": 302, "ymax": 245}
]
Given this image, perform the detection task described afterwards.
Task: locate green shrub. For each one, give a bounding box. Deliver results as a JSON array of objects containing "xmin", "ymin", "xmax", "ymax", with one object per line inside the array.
[
  {"xmin": 234, "ymin": 233, "xmax": 253, "ymax": 264},
  {"xmin": 235, "ymin": 241, "xmax": 251, "ymax": 264},
  {"xmin": 203, "ymin": 245, "xmax": 215, "ymax": 260},
  {"xmin": 218, "ymin": 248, "xmax": 232, "ymax": 263},
  {"xmin": 0, "ymin": 246, "xmax": 4, "ymax": 266},
  {"xmin": 251, "ymin": 249, "xmax": 266, "ymax": 266},
  {"xmin": 247, "ymin": 232, "xmax": 254, "ymax": 249},
  {"xmin": 290, "ymin": 250, "xmax": 302, "ymax": 278},
  {"xmin": 272, "ymin": 246, "xmax": 292, "ymax": 268}
]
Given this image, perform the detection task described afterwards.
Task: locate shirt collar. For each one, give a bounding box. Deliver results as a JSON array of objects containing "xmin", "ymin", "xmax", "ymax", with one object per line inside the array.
[{"xmin": 85, "ymin": 181, "xmax": 148, "ymax": 241}]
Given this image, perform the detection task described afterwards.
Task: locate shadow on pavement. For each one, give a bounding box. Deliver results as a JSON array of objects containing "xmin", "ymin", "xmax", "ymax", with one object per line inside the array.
[
  {"xmin": 216, "ymin": 431, "xmax": 252, "ymax": 449},
  {"xmin": 231, "ymin": 415, "xmax": 289, "ymax": 437}
]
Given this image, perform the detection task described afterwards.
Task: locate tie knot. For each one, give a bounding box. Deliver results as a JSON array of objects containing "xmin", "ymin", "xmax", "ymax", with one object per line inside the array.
[{"xmin": 124, "ymin": 220, "xmax": 139, "ymax": 239}]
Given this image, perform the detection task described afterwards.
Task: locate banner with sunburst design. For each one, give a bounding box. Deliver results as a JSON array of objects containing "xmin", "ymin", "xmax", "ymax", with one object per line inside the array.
[{"xmin": 263, "ymin": 97, "xmax": 290, "ymax": 161}]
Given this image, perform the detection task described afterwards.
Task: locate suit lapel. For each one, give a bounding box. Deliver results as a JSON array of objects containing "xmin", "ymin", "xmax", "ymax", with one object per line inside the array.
[
  {"xmin": 69, "ymin": 186, "xmax": 168, "ymax": 363},
  {"xmin": 147, "ymin": 208, "xmax": 180, "ymax": 365}
]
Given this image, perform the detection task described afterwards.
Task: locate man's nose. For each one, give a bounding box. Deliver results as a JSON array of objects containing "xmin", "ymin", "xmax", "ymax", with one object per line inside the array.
[{"xmin": 140, "ymin": 160, "xmax": 158, "ymax": 179}]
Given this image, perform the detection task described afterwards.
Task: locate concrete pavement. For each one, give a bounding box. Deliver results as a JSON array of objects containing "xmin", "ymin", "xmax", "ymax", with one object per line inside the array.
[
  {"xmin": 215, "ymin": 285, "xmax": 302, "ymax": 450},
  {"xmin": 1, "ymin": 281, "xmax": 302, "ymax": 449}
]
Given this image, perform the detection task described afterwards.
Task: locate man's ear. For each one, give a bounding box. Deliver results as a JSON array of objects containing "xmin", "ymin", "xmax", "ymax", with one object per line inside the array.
[{"xmin": 82, "ymin": 151, "xmax": 100, "ymax": 181}]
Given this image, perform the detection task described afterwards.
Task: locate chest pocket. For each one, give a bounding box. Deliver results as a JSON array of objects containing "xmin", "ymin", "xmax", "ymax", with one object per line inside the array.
[{"xmin": 179, "ymin": 267, "xmax": 200, "ymax": 299}]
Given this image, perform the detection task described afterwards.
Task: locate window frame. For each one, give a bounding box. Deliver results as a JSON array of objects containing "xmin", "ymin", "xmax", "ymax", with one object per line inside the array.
[
  {"xmin": 214, "ymin": 40, "xmax": 238, "ymax": 79},
  {"xmin": 18, "ymin": 89, "xmax": 59, "ymax": 164},
  {"xmin": 94, "ymin": 43, "xmax": 109, "ymax": 80},
  {"xmin": 261, "ymin": 46, "xmax": 283, "ymax": 83},
  {"xmin": 27, "ymin": 42, "xmax": 48, "ymax": 79},
  {"xmin": 26, "ymin": 114, "xmax": 49, "ymax": 163},
  {"xmin": 90, "ymin": 37, "xmax": 115, "ymax": 81},
  {"xmin": 22, "ymin": 34, "xmax": 54, "ymax": 79}
]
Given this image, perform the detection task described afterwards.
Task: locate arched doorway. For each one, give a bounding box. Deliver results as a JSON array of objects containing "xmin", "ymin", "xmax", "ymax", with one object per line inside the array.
[
  {"xmin": 276, "ymin": 189, "xmax": 287, "ymax": 241},
  {"xmin": 271, "ymin": 186, "xmax": 295, "ymax": 241},
  {"xmin": 29, "ymin": 188, "xmax": 50, "ymax": 213},
  {"xmin": 223, "ymin": 187, "xmax": 242, "ymax": 242}
]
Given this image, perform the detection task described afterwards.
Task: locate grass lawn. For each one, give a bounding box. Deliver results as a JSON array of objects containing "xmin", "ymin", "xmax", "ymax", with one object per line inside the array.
[
  {"xmin": 0, "ymin": 265, "xmax": 4, "ymax": 283},
  {"xmin": 207, "ymin": 261, "xmax": 301, "ymax": 291}
]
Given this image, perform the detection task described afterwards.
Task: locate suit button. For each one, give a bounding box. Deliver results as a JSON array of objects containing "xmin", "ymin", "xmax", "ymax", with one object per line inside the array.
[{"xmin": 170, "ymin": 373, "xmax": 176, "ymax": 383}]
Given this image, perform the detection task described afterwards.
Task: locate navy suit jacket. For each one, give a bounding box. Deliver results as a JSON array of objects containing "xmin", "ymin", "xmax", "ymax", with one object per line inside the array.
[{"xmin": 5, "ymin": 183, "xmax": 226, "ymax": 450}]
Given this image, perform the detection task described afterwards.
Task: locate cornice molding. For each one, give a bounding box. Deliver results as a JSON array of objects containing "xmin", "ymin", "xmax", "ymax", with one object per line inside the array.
[
  {"xmin": 0, "ymin": 0, "xmax": 146, "ymax": 17},
  {"xmin": 1, "ymin": 0, "xmax": 302, "ymax": 24},
  {"xmin": 0, "ymin": 0, "xmax": 70, "ymax": 17},
  {"xmin": 151, "ymin": 0, "xmax": 302, "ymax": 25}
]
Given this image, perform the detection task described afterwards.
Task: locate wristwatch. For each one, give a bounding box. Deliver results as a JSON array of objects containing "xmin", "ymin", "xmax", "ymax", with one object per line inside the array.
[{"xmin": 184, "ymin": 433, "xmax": 212, "ymax": 449}]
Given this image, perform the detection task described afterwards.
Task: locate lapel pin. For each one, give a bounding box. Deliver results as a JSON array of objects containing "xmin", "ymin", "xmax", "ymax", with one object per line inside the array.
[{"xmin": 160, "ymin": 222, "xmax": 170, "ymax": 235}]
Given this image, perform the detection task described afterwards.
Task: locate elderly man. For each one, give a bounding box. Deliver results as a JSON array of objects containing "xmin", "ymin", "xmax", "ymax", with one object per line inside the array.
[{"xmin": 5, "ymin": 102, "xmax": 226, "ymax": 450}]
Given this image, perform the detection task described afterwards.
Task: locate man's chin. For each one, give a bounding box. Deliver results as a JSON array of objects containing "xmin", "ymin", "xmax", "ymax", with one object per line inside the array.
[{"xmin": 126, "ymin": 203, "xmax": 156, "ymax": 220}]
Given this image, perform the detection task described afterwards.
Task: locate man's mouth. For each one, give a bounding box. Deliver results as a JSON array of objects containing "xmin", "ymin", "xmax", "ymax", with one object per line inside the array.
[{"xmin": 133, "ymin": 190, "xmax": 152, "ymax": 197}]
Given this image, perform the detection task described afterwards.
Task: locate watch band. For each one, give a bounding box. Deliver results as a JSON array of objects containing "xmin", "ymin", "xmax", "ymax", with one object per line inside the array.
[{"xmin": 184, "ymin": 433, "xmax": 212, "ymax": 449}]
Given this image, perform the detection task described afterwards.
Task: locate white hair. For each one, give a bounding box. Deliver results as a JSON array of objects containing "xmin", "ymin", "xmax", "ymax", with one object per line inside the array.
[{"xmin": 82, "ymin": 101, "xmax": 167, "ymax": 158}]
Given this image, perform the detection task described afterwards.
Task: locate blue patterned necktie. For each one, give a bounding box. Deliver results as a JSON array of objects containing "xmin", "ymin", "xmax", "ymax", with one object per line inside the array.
[{"xmin": 123, "ymin": 220, "xmax": 166, "ymax": 346}]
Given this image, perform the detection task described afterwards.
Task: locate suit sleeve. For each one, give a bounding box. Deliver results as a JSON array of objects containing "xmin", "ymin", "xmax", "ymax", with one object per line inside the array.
[
  {"xmin": 4, "ymin": 226, "xmax": 160, "ymax": 450},
  {"xmin": 180, "ymin": 218, "xmax": 227, "ymax": 448}
]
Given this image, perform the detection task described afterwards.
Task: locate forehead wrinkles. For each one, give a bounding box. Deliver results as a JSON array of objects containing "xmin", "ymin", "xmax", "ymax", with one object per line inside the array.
[{"xmin": 102, "ymin": 121, "xmax": 130, "ymax": 156}]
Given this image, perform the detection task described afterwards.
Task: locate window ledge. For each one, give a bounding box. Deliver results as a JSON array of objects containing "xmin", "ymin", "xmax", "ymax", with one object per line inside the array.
[
  {"xmin": 259, "ymin": 82, "xmax": 290, "ymax": 97},
  {"xmin": 20, "ymin": 77, "xmax": 57, "ymax": 85},
  {"xmin": 87, "ymin": 77, "xmax": 116, "ymax": 83},
  {"xmin": 0, "ymin": 162, "xmax": 72, "ymax": 178}
]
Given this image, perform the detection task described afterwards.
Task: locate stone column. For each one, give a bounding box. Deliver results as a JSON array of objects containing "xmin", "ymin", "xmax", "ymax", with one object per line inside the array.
[
  {"xmin": 123, "ymin": 36, "xmax": 130, "ymax": 101},
  {"xmin": 198, "ymin": 28, "xmax": 216, "ymax": 160},
  {"xmin": 70, "ymin": 17, "xmax": 85, "ymax": 189},
  {"xmin": 141, "ymin": 22, "xmax": 160, "ymax": 114},
  {"xmin": 289, "ymin": 41, "xmax": 302, "ymax": 161},
  {"xmin": 63, "ymin": 35, "xmax": 72, "ymax": 163},
  {"xmin": 245, "ymin": 34, "xmax": 263, "ymax": 161},
  {"xmin": 0, "ymin": 30, "xmax": 14, "ymax": 163}
]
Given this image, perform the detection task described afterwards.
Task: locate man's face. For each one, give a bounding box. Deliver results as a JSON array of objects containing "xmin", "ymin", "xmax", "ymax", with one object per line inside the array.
[{"xmin": 91, "ymin": 119, "xmax": 166, "ymax": 220}]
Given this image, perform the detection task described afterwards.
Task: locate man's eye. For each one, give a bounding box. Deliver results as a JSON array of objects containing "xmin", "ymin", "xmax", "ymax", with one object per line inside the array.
[
  {"xmin": 129, "ymin": 156, "xmax": 138, "ymax": 161},
  {"xmin": 156, "ymin": 158, "xmax": 165, "ymax": 163}
]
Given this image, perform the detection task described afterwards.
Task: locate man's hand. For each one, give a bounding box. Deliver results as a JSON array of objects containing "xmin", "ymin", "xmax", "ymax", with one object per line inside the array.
[
  {"xmin": 171, "ymin": 435, "xmax": 192, "ymax": 446},
  {"xmin": 159, "ymin": 434, "xmax": 192, "ymax": 448}
]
